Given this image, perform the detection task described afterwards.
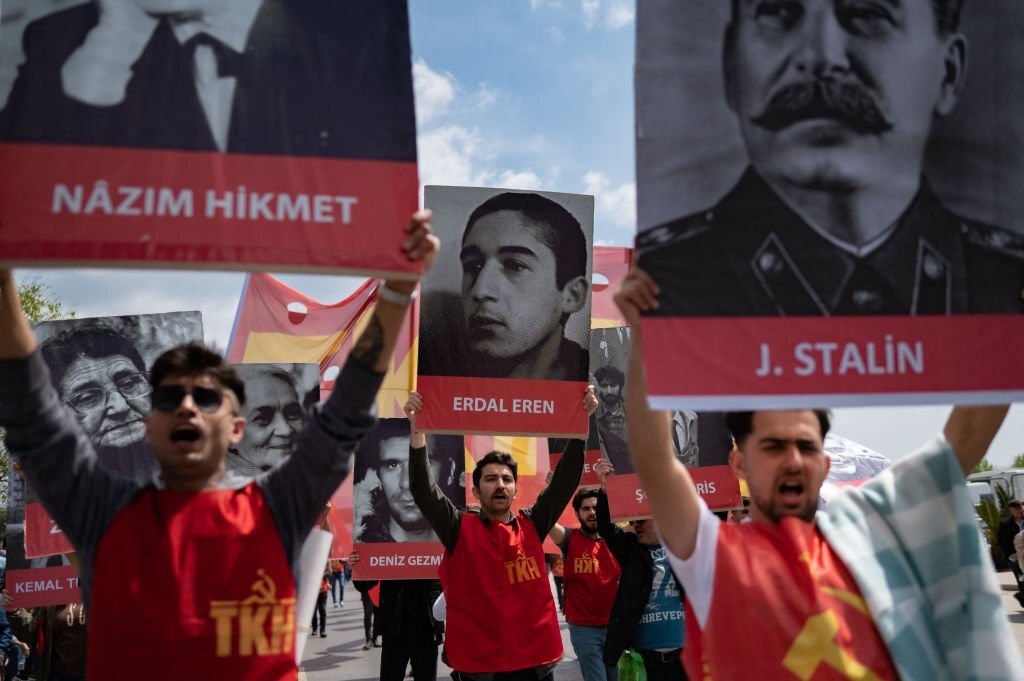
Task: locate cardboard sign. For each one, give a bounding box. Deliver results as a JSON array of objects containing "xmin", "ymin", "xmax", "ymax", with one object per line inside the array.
[
  {"xmin": 417, "ymin": 185, "xmax": 595, "ymax": 437},
  {"xmin": 5, "ymin": 567, "xmax": 81, "ymax": 609},
  {"xmin": 634, "ymin": 0, "xmax": 1024, "ymax": 408},
  {"xmin": 0, "ymin": 2, "xmax": 418, "ymax": 276},
  {"xmin": 605, "ymin": 468, "xmax": 742, "ymax": 520}
]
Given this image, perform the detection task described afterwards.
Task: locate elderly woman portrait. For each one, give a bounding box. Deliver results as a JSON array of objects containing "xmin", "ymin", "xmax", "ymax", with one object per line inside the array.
[
  {"xmin": 40, "ymin": 323, "xmax": 156, "ymax": 479},
  {"xmin": 225, "ymin": 363, "xmax": 319, "ymax": 481}
]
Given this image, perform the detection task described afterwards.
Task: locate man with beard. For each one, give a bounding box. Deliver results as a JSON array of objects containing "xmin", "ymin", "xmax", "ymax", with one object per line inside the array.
[
  {"xmin": 612, "ymin": 267, "xmax": 1021, "ymax": 679},
  {"xmin": 593, "ymin": 365, "xmax": 629, "ymax": 472},
  {"xmin": 40, "ymin": 323, "xmax": 157, "ymax": 479},
  {"xmin": 548, "ymin": 479, "xmax": 621, "ymax": 681},
  {"xmin": 407, "ymin": 388, "xmax": 598, "ymax": 681},
  {"xmin": 639, "ymin": 0, "xmax": 1023, "ymax": 316}
]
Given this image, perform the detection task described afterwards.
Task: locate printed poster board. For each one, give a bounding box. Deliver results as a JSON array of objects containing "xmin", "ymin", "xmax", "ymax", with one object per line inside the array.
[
  {"xmin": 417, "ymin": 185, "xmax": 595, "ymax": 437},
  {"xmin": 6, "ymin": 310, "xmax": 202, "ymax": 606},
  {"xmin": 351, "ymin": 419, "xmax": 465, "ymax": 579},
  {"xmin": 634, "ymin": 0, "xmax": 1024, "ymax": 409},
  {"xmin": 0, "ymin": 0, "xmax": 419, "ymax": 276}
]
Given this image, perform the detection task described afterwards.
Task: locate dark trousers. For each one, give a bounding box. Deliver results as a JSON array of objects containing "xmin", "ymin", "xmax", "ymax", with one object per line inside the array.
[
  {"xmin": 639, "ymin": 649, "xmax": 687, "ymax": 681},
  {"xmin": 311, "ymin": 592, "xmax": 328, "ymax": 634},
  {"xmin": 452, "ymin": 671, "xmax": 553, "ymax": 681},
  {"xmin": 381, "ymin": 630, "xmax": 438, "ymax": 681},
  {"xmin": 361, "ymin": 590, "xmax": 379, "ymax": 641}
]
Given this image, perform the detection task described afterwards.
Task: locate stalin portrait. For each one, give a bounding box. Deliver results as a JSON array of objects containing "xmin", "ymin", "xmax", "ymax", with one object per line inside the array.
[{"xmin": 637, "ymin": 0, "xmax": 1024, "ymax": 316}]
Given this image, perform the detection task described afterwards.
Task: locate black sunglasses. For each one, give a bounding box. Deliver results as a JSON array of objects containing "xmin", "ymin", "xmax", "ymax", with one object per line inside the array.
[{"xmin": 151, "ymin": 385, "xmax": 224, "ymax": 413}]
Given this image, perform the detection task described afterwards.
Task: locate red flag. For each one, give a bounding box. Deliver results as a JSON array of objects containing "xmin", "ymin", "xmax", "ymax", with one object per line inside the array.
[
  {"xmin": 591, "ymin": 246, "xmax": 633, "ymax": 329},
  {"xmin": 227, "ymin": 273, "xmax": 417, "ymax": 418}
]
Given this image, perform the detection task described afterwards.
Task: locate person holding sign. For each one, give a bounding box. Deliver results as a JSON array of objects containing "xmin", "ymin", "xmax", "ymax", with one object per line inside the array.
[
  {"xmin": 548, "ymin": 483, "xmax": 621, "ymax": 681},
  {"xmin": 638, "ymin": 0, "xmax": 1023, "ymax": 316},
  {"xmin": 0, "ymin": 211, "xmax": 438, "ymax": 680},
  {"xmin": 614, "ymin": 267, "xmax": 1020, "ymax": 679},
  {"xmin": 405, "ymin": 388, "xmax": 598, "ymax": 681}
]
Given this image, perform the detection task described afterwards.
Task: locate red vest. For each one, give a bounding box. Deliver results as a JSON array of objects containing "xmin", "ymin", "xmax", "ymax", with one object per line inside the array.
[
  {"xmin": 563, "ymin": 530, "xmax": 620, "ymax": 626},
  {"xmin": 440, "ymin": 512, "xmax": 562, "ymax": 673},
  {"xmin": 89, "ymin": 485, "xmax": 298, "ymax": 680},
  {"xmin": 682, "ymin": 518, "xmax": 899, "ymax": 680}
]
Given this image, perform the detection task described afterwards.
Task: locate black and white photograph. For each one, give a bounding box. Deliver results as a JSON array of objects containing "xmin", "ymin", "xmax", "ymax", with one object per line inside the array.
[
  {"xmin": 419, "ymin": 185, "xmax": 595, "ymax": 381},
  {"xmin": 34, "ymin": 310, "xmax": 203, "ymax": 481},
  {"xmin": 223, "ymin": 362, "xmax": 319, "ymax": 483},
  {"xmin": 352, "ymin": 419, "xmax": 465, "ymax": 544},
  {"xmin": 589, "ymin": 327, "xmax": 733, "ymax": 472},
  {"xmin": 0, "ymin": 0, "xmax": 416, "ymax": 160},
  {"xmin": 635, "ymin": 0, "xmax": 1024, "ymax": 317}
]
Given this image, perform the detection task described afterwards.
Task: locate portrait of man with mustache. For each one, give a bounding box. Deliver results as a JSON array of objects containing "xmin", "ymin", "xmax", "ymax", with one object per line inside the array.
[{"xmin": 638, "ymin": 0, "xmax": 1023, "ymax": 316}]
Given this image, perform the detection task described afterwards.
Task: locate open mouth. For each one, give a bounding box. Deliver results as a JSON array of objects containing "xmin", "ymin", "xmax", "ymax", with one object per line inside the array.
[
  {"xmin": 170, "ymin": 425, "xmax": 201, "ymax": 443},
  {"xmin": 778, "ymin": 481, "xmax": 805, "ymax": 503}
]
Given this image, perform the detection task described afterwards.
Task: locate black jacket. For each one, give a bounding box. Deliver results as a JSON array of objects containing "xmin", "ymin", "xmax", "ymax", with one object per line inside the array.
[
  {"xmin": 998, "ymin": 514, "xmax": 1022, "ymax": 559},
  {"xmin": 377, "ymin": 579, "xmax": 444, "ymax": 644},
  {"xmin": 597, "ymin": 491, "xmax": 683, "ymax": 666}
]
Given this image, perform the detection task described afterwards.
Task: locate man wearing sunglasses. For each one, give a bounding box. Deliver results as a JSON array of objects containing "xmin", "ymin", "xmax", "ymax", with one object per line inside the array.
[{"xmin": 0, "ymin": 210, "xmax": 439, "ymax": 680}]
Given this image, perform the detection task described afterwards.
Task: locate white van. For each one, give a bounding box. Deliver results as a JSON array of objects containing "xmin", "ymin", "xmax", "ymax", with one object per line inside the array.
[{"xmin": 967, "ymin": 468, "xmax": 1024, "ymax": 502}]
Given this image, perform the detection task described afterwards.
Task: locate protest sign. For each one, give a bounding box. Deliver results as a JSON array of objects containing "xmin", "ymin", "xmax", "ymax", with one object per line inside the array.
[
  {"xmin": 352, "ymin": 419, "xmax": 464, "ymax": 579},
  {"xmin": 417, "ymin": 185, "xmax": 595, "ymax": 437},
  {"xmin": 634, "ymin": 0, "xmax": 1024, "ymax": 408},
  {"xmin": 0, "ymin": 1, "xmax": 418, "ymax": 277}
]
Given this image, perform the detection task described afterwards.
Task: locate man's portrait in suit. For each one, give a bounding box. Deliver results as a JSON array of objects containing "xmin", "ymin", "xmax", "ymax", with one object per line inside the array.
[
  {"xmin": 636, "ymin": 0, "xmax": 1023, "ymax": 316},
  {"xmin": 419, "ymin": 186, "xmax": 594, "ymax": 382},
  {"xmin": 0, "ymin": 0, "xmax": 416, "ymax": 160}
]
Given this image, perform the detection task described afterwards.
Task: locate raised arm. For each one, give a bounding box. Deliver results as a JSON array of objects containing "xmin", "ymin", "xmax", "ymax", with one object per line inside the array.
[
  {"xmin": 264, "ymin": 212, "xmax": 440, "ymax": 559},
  {"xmin": 943, "ymin": 405, "xmax": 1010, "ymax": 477},
  {"xmin": 406, "ymin": 392, "xmax": 461, "ymax": 552},
  {"xmin": 351, "ymin": 211, "xmax": 438, "ymax": 375},
  {"xmin": 0, "ymin": 271, "xmax": 37, "ymax": 358},
  {"xmin": 530, "ymin": 386, "xmax": 598, "ymax": 537},
  {"xmin": 615, "ymin": 266, "xmax": 703, "ymax": 560}
]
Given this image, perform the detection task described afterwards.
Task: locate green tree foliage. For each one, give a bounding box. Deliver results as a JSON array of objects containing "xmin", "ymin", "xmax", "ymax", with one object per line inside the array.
[
  {"xmin": 971, "ymin": 458, "xmax": 994, "ymax": 475},
  {"xmin": 1012, "ymin": 453, "xmax": 1024, "ymax": 469},
  {"xmin": 0, "ymin": 279, "xmax": 74, "ymax": 529},
  {"xmin": 976, "ymin": 482, "xmax": 1015, "ymax": 569}
]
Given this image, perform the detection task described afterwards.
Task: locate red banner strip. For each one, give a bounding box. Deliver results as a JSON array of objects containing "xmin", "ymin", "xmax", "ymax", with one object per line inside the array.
[
  {"xmin": 6, "ymin": 567, "xmax": 81, "ymax": 609},
  {"xmin": 0, "ymin": 143, "xmax": 419, "ymax": 276},
  {"xmin": 642, "ymin": 315, "xmax": 1024, "ymax": 408},
  {"xmin": 417, "ymin": 375, "xmax": 590, "ymax": 437},
  {"xmin": 351, "ymin": 542, "xmax": 445, "ymax": 580},
  {"xmin": 24, "ymin": 502, "xmax": 73, "ymax": 559},
  {"xmin": 605, "ymin": 468, "xmax": 742, "ymax": 519}
]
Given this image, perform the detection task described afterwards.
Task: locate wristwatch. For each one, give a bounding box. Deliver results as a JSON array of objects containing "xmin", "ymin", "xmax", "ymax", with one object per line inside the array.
[{"xmin": 378, "ymin": 281, "xmax": 418, "ymax": 307}]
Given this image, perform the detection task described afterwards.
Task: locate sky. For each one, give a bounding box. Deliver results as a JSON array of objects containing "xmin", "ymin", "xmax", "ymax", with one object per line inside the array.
[{"xmin": 12, "ymin": 0, "xmax": 1024, "ymax": 467}]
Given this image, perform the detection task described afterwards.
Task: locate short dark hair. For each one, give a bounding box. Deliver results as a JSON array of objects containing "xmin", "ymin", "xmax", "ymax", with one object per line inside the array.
[
  {"xmin": 41, "ymin": 323, "xmax": 146, "ymax": 396},
  {"xmin": 593, "ymin": 365, "xmax": 625, "ymax": 388},
  {"xmin": 728, "ymin": 0, "xmax": 963, "ymax": 33},
  {"xmin": 463, "ymin": 192, "xmax": 587, "ymax": 288},
  {"xmin": 572, "ymin": 488, "xmax": 601, "ymax": 512},
  {"xmin": 149, "ymin": 342, "xmax": 246, "ymax": 407},
  {"xmin": 1010, "ymin": 500, "xmax": 1023, "ymax": 509},
  {"xmin": 472, "ymin": 451, "xmax": 518, "ymax": 488},
  {"xmin": 724, "ymin": 410, "xmax": 831, "ymax": 448}
]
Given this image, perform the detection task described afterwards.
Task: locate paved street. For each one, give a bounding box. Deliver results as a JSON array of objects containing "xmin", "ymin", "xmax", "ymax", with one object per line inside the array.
[
  {"xmin": 299, "ymin": 577, "xmax": 583, "ymax": 681},
  {"xmin": 300, "ymin": 573, "xmax": 1024, "ymax": 681}
]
